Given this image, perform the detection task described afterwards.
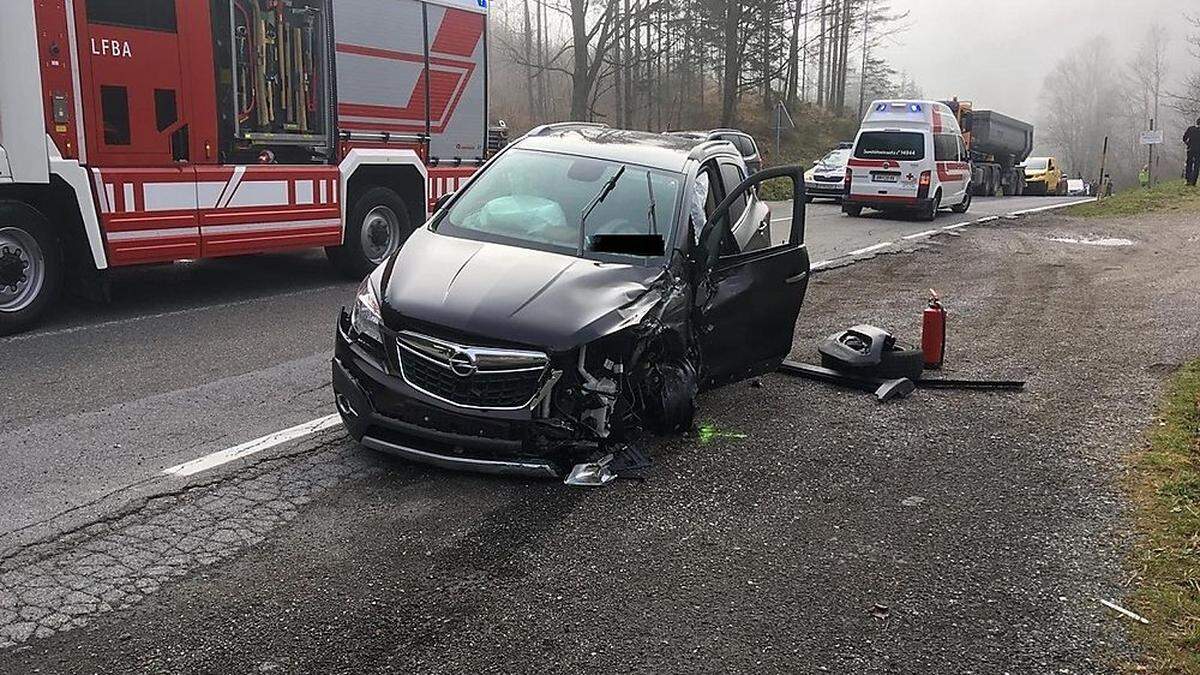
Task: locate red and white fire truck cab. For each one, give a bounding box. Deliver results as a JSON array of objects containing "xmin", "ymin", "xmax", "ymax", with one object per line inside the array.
[{"xmin": 0, "ymin": 0, "xmax": 489, "ymax": 334}]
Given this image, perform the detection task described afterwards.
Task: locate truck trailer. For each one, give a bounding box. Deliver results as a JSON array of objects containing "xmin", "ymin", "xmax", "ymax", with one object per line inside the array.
[
  {"xmin": 943, "ymin": 99, "xmax": 1034, "ymax": 197},
  {"xmin": 0, "ymin": 0, "xmax": 489, "ymax": 335}
]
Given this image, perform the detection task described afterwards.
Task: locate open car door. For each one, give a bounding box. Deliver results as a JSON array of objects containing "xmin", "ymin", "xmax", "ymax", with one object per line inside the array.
[{"xmin": 694, "ymin": 166, "xmax": 809, "ymax": 388}]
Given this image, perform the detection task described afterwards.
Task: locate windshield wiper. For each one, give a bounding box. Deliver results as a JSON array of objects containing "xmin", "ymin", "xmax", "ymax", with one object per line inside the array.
[{"xmin": 578, "ymin": 166, "xmax": 626, "ymax": 255}]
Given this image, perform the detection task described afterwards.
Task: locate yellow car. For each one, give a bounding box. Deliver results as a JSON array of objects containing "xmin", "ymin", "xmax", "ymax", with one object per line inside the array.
[{"xmin": 1022, "ymin": 157, "xmax": 1068, "ymax": 196}]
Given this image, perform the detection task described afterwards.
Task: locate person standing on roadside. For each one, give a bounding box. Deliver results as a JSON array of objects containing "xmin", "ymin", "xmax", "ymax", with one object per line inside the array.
[{"xmin": 1185, "ymin": 117, "xmax": 1200, "ymax": 186}]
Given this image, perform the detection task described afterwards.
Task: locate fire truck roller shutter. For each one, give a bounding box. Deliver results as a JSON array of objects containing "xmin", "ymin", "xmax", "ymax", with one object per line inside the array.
[
  {"xmin": 330, "ymin": 149, "xmax": 428, "ymax": 278},
  {"xmin": 423, "ymin": 5, "xmax": 486, "ymax": 164}
]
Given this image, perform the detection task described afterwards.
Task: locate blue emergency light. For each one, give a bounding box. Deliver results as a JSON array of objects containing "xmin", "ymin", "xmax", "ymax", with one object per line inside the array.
[{"xmin": 909, "ymin": 103, "xmax": 922, "ymax": 113}]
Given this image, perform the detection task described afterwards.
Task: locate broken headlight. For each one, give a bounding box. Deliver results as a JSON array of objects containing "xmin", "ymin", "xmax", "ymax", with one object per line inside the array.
[{"xmin": 350, "ymin": 274, "xmax": 384, "ymax": 346}]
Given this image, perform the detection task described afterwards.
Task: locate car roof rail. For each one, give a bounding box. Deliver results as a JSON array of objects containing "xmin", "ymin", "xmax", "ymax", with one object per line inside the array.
[
  {"xmin": 527, "ymin": 121, "xmax": 609, "ymax": 137},
  {"xmin": 687, "ymin": 139, "xmax": 740, "ymax": 162}
]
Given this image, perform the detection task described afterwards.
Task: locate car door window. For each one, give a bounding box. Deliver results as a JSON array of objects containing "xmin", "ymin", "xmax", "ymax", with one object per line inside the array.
[
  {"xmin": 718, "ymin": 162, "xmax": 747, "ymax": 223},
  {"xmin": 689, "ymin": 163, "xmax": 720, "ymax": 243},
  {"xmin": 718, "ymin": 160, "xmax": 782, "ymax": 257},
  {"xmin": 934, "ymin": 134, "xmax": 959, "ymax": 162}
]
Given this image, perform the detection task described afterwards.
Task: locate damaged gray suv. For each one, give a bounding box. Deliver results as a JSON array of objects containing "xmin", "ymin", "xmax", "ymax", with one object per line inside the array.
[{"xmin": 332, "ymin": 124, "xmax": 809, "ymax": 481}]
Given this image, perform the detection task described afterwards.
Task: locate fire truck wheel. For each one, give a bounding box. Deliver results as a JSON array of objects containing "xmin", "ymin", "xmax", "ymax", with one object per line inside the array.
[
  {"xmin": 0, "ymin": 202, "xmax": 62, "ymax": 336},
  {"xmin": 327, "ymin": 186, "xmax": 413, "ymax": 278}
]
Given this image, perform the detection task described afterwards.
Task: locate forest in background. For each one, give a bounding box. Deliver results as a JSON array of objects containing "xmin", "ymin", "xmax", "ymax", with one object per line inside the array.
[
  {"xmin": 1039, "ymin": 16, "xmax": 1200, "ymax": 189},
  {"xmin": 483, "ymin": 1, "xmax": 1200, "ymax": 188},
  {"xmin": 486, "ymin": 0, "xmax": 920, "ymax": 166}
]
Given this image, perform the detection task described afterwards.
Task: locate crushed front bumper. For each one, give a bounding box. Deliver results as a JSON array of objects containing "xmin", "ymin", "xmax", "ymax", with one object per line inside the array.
[{"xmin": 332, "ymin": 311, "xmax": 566, "ymax": 478}]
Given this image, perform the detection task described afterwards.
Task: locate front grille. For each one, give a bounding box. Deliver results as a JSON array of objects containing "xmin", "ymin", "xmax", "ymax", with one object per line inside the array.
[
  {"xmin": 813, "ymin": 174, "xmax": 843, "ymax": 182},
  {"xmin": 396, "ymin": 331, "xmax": 548, "ymax": 409}
]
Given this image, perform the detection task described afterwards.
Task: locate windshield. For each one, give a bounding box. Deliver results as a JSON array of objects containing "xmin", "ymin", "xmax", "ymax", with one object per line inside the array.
[
  {"xmin": 818, "ymin": 149, "xmax": 851, "ymax": 168},
  {"xmin": 434, "ymin": 149, "xmax": 682, "ymax": 259},
  {"xmin": 854, "ymin": 131, "xmax": 925, "ymax": 161},
  {"xmin": 1025, "ymin": 158, "xmax": 1049, "ymax": 171}
]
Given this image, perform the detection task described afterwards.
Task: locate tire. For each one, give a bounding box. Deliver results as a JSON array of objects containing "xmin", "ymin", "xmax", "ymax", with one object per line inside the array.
[
  {"xmin": 820, "ymin": 347, "xmax": 924, "ymax": 381},
  {"xmin": 0, "ymin": 202, "xmax": 62, "ymax": 336},
  {"xmin": 843, "ymin": 204, "xmax": 863, "ymax": 218},
  {"xmin": 326, "ymin": 186, "xmax": 413, "ymax": 279},
  {"xmin": 921, "ymin": 191, "xmax": 941, "ymax": 222},
  {"xmin": 951, "ymin": 190, "xmax": 972, "ymax": 214}
]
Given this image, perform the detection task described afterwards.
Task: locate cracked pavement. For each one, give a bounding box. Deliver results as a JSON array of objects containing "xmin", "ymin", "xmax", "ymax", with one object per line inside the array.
[
  {"xmin": 0, "ymin": 430, "xmax": 368, "ymax": 648},
  {"xmin": 0, "ymin": 196, "xmax": 1171, "ymax": 673}
]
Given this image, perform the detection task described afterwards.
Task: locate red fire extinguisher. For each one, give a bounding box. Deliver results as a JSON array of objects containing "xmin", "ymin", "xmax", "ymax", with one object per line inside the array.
[{"xmin": 922, "ymin": 289, "xmax": 946, "ymax": 369}]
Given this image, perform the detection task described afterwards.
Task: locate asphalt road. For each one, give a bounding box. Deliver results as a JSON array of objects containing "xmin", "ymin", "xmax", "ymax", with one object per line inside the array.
[
  {"xmin": 0, "ymin": 193, "xmax": 1104, "ymax": 671},
  {"xmin": 780, "ymin": 194, "xmax": 1085, "ymax": 261},
  {"xmin": 0, "ymin": 194, "xmax": 1079, "ymax": 551}
]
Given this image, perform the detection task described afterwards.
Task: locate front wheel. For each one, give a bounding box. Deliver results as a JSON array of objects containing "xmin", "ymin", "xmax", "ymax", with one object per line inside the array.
[
  {"xmin": 951, "ymin": 190, "xmax": 972, "ymax": 214},
  {"xmin": 326, "ymin": 186, "xmax": 413, "ymax": 279},
  {"xmin": 0, "ymin": 202, "xmax": 62, "ymax": 336},
  {"xmin": 842, "ymin": 204, "xmax": 863, "ymax": 218}
]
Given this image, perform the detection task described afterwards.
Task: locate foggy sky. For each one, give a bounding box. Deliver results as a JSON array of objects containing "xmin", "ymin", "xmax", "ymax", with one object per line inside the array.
[{"xmin": 884, "ymin": 0, "xmax": 1195, "ymax": 124}]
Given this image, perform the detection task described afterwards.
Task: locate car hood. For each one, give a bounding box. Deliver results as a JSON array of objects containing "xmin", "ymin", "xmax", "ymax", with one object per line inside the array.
[
  {"xmin": 381, "ymin": 228, "xmax": 667, "ymax": 352},
  {"xmin": 809, "ymin": 166, "xmax": 845, "ymax": 177}
]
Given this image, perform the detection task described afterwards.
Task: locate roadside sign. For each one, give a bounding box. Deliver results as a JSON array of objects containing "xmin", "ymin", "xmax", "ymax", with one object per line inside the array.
[{"xmin": 1140, "ymin": 130, "xmax": 1164, "ymax": 145}]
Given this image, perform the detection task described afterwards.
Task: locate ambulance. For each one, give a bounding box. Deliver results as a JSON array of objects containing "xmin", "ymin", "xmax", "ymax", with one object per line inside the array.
[{"xmin": 842, "ymin": 100, "xmax": 972, "ymax": 221}]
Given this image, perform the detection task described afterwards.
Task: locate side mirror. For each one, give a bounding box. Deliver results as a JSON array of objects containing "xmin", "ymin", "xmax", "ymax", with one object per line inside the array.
[
  {"xmin": 698, "ymin": 165, "xmax": 806, "ymax": 270},
  {"xmin": 434, "ymin": 192, "xmax": 454, "ymax": 212}
]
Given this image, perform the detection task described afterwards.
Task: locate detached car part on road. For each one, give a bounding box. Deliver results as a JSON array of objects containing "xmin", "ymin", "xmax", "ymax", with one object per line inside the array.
[{"xmin": 333, "ymin": 124, "xmax": 809, "ymax": 479}]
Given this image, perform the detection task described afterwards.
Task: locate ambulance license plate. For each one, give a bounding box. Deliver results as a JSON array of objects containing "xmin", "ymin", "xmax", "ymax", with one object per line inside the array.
[{"xmin": 871, "ymin": 173, "xmax": 898, "ymax": 183}]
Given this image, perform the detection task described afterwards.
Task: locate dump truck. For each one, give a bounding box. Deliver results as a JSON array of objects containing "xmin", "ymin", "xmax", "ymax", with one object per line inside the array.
[{"xmin": 943, "ymin": 99, "xmax": 1034, "ymax": 197}]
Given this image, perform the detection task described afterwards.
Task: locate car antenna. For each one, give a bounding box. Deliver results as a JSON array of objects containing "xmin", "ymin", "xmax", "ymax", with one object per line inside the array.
[
  {"xmin": 645, "ymin": 170, "xmax": 658, "ymax": 236},
  {"xmin": 579, "ymin": 166, "xmax": 626, "ymax": 254}
]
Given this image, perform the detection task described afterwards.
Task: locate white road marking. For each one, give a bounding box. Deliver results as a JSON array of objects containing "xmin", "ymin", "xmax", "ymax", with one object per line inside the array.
[
  {"xmin": 847, "ymin": 242, "xmax": 892, "ymax": 256},
  {"xmin": 163, "ymin": 414, "xmax": 342, "ymax": 477},
  {"xmin": 0, "ymin": 284, "xmax": 343, "ymax": 344},
  {"xmin": 1008, "ymin": 198, "xmax": 1093, "ymax": 216},
  {"xmin": 901, "ymin": 229, "xmax": 940, "ymax": 240}
]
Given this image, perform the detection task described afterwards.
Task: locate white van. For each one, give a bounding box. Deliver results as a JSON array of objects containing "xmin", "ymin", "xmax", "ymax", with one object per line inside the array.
[{"xmin": 842, "ymin": 100, "xmax": 972, "ymax": 221}]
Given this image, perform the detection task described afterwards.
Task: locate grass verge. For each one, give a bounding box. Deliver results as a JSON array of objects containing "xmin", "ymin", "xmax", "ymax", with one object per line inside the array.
[
  {"xmin": 1126, "ymin": 359, "xmax": 1200, "ymax": 672},
  {"xmin": 1068, "ymin": 180, "xmax": 1200, "ymax": 218}
]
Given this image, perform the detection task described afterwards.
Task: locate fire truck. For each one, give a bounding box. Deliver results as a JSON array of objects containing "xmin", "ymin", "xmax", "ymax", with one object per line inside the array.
[{"xmin": 0, "ymin": 0, "xmax": 489, "ymax": 335}]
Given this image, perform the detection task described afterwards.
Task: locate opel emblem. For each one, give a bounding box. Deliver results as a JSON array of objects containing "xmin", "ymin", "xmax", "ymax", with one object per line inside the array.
[{"xmin": 448, "ymin": 350, "xmax": 477, "ymax": 377}]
